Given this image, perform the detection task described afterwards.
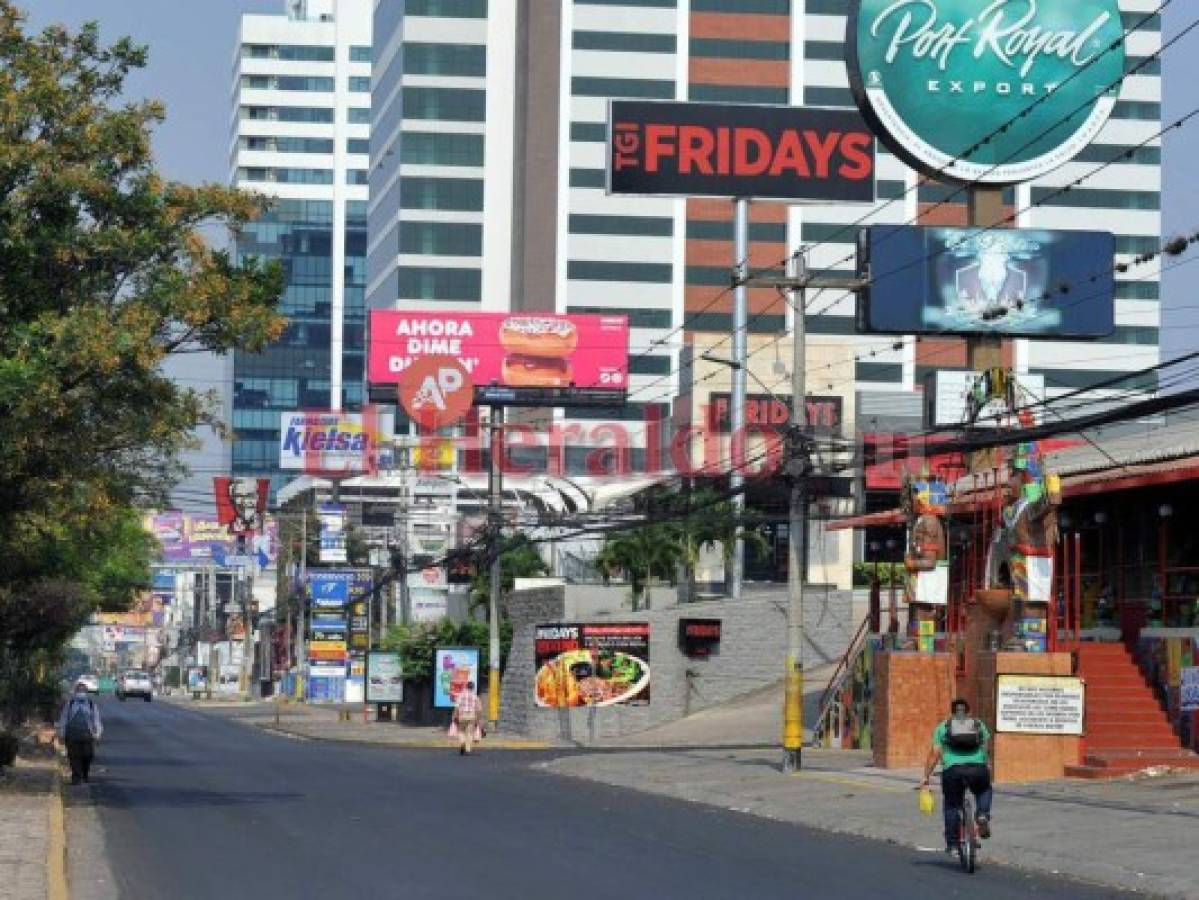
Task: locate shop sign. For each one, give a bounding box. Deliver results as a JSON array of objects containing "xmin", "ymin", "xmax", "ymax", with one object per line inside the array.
[
  {"xmin": 848, "ymin": 0, "xmax": 1125, "ymax": 183},
  {"xmin": 608, "ymin": 100, "xmax": 876, "ymax": 202},
  {"xmin": 534, "ymin": 624, "xmax": 651, "ymax": 708},
  {"xmin": 707, "ymin": 393, "xmax": 843, "ymax": 434},
  {"xmin": 995, "ymin": 674, "xmax": 1085, "ymax": 734},
  {"xmin": 679, "ymin": 619, "xmax": 722, "ymax": 658}
]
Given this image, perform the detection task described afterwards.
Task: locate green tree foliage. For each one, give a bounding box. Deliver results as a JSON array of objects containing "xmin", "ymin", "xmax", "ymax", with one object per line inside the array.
[
  {"xmin": 379, "ymin": 618, "xmax": 513, "ymax": 685},
  {"xmin": 0, "ymin": 5, "xmax": 286, "ymax": 723},
  {"xmin": 470, "ymin": 533, "xmax": 548, "ymax": 615}
]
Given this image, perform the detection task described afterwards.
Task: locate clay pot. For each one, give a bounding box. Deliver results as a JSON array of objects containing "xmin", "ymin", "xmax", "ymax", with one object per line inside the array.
[{"xmin": 974, "ymin": 589, "xmax": 1013, "ymax": 617}]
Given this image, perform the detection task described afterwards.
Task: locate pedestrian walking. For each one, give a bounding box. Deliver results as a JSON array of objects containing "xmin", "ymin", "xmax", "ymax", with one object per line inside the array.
[
  {"xmin": 451, "ymin": 681, "xmax": 483, "ymax": 755},
  {"xmin": 57, "ymin": 681, "xmax": 102, "ymax": 784}
]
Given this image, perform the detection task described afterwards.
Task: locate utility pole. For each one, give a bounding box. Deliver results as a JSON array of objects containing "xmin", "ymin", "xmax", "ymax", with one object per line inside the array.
[
  {"xmin": 487, "ymin": 406, "xmax": 504, "ymax": 730},
  {"xmin": 729, "ymin": 198, "xmax": 750, "ymax": 601},
  {"xmin": 783, "ymin": 250, "xmax": 807, "ymax": 774},
  {"xmin": 745, "ymin": 257, "xmax": 869, "ymax": 773}
]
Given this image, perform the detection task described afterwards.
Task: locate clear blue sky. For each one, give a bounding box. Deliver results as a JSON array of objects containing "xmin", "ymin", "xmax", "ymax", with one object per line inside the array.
[{"xmin": 21, "ymin": 1, "xmax": 1199, "ymax": 379}]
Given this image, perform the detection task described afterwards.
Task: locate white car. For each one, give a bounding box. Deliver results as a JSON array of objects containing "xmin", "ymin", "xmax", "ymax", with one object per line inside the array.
[
  {"xmin": 76, "ymin": 673, "xmax": 100, "ymax": 694},
  {"xmin": 117, "ymin": 671, "xmax": 153, "ymax": 702}
]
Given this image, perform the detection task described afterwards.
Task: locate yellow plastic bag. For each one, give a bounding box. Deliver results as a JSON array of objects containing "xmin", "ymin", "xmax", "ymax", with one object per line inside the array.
[{"xmin": 918, "ymin": 787, "xmax": 936, "ymax": 816}]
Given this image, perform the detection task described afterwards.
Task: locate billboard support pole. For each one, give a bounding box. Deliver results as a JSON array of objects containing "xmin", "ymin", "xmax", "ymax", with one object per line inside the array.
[
  {"xmin": 966, "ymin": 186, "xmax": 1008, "ymax": 474},
  {"xmin": 487, "ymin": 406, "xmax": 504, "ymax": 729},
  {"xmin": 730, "ymin": 198, "xmax": 749, "ymax": 602},
  {"xmin": 296, "ymin": 508, "xmax": 308, "ymax": 701}
]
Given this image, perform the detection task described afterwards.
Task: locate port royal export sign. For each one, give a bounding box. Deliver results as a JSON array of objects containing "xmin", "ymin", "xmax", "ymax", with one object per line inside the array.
[
  {"xmin": 848, "ymin": 0, "xmax": 1125, "ymax": 184},
  {"xmin": 607, "ymin": 100, "xmax": 877, "ymax": 202}
]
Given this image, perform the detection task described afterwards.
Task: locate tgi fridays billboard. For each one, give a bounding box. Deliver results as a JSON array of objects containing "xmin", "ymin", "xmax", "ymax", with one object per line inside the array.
[
  {"xmin": 607, "ymin": 100, "xmax": 877, "ymax": 202},
  {"xmin": 368, "ymin": 311, "xmax": 630, "ymax": 408}
]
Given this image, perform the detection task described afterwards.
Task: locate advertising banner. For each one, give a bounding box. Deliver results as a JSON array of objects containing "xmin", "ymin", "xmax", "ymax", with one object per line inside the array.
[
  {"xmin": 926, "ymin": 371, "xmax": 1047, "ymax": 428},
  {"xmin": 278, "ymin": 411, "xmax": 392, "ymax": 473},
  {"xmin": 186, "ymin": 666, "xmax": 208, "ymax": 693},
  {"xmin": 213, "ymin": 477, "xmax": 269, "ymax": 534},
  {"xmin": 308, "ymin": 572, "xmax": 350, "ymax": 608},
  {"xmin": 857, "ymin": 226, "xmax": 1116, "ymax": 338},
  {"xmin": 433, "ymin": 647, "xmax": 480, "ymax": 709},
  {"xmin": 366, "ymin": 652, "xmax": 404, "ymax": 704},
  {"xmin": 607, "ymin": 100, "xmax": 876, "ymax": 202},
  {"xmin": 318, "ymin": 504, "xmax": 347, "ymax": 563},
  {"xmin": 368, "ymin": 311, "xmax": 629, "ymax": 408},
  {"xmin": 995, "ymin": 675, "xmax": 1085, "ymax": 735},
  {"xmin": 148, "ymin": 513, "xmax": 278, "ymax": 568},
  {"xmin": 534, "ymin": 623, "xmax": 651, "ymax": 708},
  {"xmin": 308, "ymin": 666, "xmax": 346, "ymax": 703},
  {"xmin": 848, "ymin": 0, "xmax": 1125, "ymax": 184}
]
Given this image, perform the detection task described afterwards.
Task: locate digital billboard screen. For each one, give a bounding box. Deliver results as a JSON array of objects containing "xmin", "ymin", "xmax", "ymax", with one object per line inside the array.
[
  {"xmin": 857, "ymin": 226, "xmax": 1115, "ymax": 338},
  {"xmin": 607, "ymin": 100, "xmax": 876, "ymax": 203},
  {"xmin": 368, "ymin": 311, "xmax": 629, "ymax": 408}
]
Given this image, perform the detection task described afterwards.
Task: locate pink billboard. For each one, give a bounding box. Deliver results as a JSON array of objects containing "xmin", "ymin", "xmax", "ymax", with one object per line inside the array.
[{"xmin": 368, "ymin": 311, "xmax": 630, "ymax": 406}]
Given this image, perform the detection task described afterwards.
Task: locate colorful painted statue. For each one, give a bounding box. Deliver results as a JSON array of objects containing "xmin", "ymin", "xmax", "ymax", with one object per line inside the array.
[
  {"xmin": 989, "ymin": 435, "xmax": 1061, "ymax": 649},
  {"xmin": 902, "ymin": 477, "xmax": 949, "ymax": 649}
]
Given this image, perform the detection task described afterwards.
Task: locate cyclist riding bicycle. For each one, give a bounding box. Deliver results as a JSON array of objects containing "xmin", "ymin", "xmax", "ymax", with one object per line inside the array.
[{"xmin": 921, "ymin": 697, "xmax": 994, "ymax": 854}]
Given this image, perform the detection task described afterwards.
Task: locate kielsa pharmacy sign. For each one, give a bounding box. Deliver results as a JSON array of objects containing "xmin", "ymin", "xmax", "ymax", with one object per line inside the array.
[
  {"xmin": 607, "ymin": 100, "xmax": 876, "ymax": 202},
  {"xmin": 848, "ymin": 0, "xmax": 1125, "ymax": 184}
]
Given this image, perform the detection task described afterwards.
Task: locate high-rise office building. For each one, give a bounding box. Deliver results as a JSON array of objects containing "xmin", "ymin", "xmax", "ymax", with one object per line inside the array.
[
  {"xmin": 230, "ymin": 0, "xmax": 372, "ymax": 493},
  {"xmin": 367, "ymin": 0, "xmax": 1162, "ymax": 463}
]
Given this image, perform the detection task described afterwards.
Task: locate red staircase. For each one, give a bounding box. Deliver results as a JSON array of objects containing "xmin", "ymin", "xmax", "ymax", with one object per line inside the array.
[{"xmin": 1066, "ymin": 644, "xmax": 1199, "ymax": 779}]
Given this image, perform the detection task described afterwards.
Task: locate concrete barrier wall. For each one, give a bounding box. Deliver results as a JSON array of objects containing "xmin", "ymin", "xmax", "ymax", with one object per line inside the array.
[{"xmin": 499, "ymin": 584, "xmax": 853, "ymax": 745}]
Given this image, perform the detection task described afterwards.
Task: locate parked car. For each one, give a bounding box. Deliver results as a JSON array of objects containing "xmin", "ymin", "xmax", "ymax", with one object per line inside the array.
[
  {"xmin": 76, "ymin": 673, "xmax": 100, "ymax": 694},
  {"xmin": 117, "ymin": 671, "xmax": 153, "ymax": 702}
]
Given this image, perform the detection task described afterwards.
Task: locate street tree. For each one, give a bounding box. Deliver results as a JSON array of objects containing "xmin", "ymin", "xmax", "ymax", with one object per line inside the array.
[{"xmin": 0, "ymin": 5, "xmax": 285, "ymax": 723}]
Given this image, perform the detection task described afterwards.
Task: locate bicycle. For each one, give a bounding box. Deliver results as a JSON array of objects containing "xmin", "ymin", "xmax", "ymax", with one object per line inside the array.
[{"xmin": 955, "ymin": 793, "xmax": 980, "ymax": 874}]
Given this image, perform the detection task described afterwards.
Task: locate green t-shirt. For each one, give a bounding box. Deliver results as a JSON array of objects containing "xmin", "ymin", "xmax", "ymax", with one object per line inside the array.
[{"xmin": 934, "ymin": 718, "xmax": 991, "ymax": 768}]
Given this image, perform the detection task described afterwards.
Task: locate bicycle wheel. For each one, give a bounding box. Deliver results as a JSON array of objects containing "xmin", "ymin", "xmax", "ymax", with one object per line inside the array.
[{"xmin": 959, "ymin": 797, "xmax": 976, "ymax": 874}]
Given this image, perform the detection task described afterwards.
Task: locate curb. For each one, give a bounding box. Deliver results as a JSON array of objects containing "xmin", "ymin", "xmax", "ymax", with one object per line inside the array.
[
  {"xmin": 251, "ymin": 721, "xmax": 553, "ymax": 751},
  {"xmin": 47, "ymin": 768, "xmax": 68, "ymax": 900}
]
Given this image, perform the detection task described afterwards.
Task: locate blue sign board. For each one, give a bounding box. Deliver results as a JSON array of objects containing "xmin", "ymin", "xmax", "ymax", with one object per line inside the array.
[
  {"xmin": 857, "ymin": 226, "xmax": 1115, "ymax": 338},
  {"xmin": 309, "ymin": 573, "xmax": 350, "ymax": 607}
]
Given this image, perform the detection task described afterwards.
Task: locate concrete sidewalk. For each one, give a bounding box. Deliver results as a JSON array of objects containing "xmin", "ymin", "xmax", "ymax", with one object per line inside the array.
[
  {"xmin": 166, "ymin": 694, "xmax": 556, "ymax": 750},
  {"xmin": 542, "ymin": 747, "xmax": 1199, "ymax": 898},
  {"xmin": 0, "ymin": 757, "xmax": 62, "ymax": 900}
]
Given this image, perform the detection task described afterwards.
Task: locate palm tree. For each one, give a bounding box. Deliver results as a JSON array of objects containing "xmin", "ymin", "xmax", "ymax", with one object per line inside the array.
[
  {"xmin": 666, "ymin": 487, "xmax": 771, "ymax": 601},
  {"xmin": 594, "ymin": 524, "xmax": 681, "ymax": 611}
]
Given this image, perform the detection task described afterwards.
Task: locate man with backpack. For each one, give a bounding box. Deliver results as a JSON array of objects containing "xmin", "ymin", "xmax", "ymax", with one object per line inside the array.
[
  {"xmin": 921, "ymin": 697, "xmax": 993, "ymax": 854},
  {"xmin": 57, "ymin": 680, "xmax": 103, "ymax": 784}
]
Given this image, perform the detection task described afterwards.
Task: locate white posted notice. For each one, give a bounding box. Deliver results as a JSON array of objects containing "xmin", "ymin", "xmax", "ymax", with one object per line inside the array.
[{"xmin": 995, "ymin": 675, "xmax": 1085, "ymax": 735}]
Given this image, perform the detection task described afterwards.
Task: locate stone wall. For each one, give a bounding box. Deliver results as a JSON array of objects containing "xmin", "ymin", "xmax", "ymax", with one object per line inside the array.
[{"xmin": 499, "ymin": 584, "xmax": 853, "ymax": 745}]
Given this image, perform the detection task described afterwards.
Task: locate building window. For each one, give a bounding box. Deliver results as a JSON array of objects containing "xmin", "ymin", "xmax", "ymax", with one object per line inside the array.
[
  {"xmin": 241, "ymin": 44, "xmax": 335, "ymax": 62},
  {"xmin": 804, "ymin": 86, "xmax": 852, "ymax": 108},
  {"xmin": 241, "ymin": 75, "xmax": 334, "ymax": 92},
  {"xmin": 691, "ymin": 0, "xmax": 789, "ymax": 11},
  {"xmin": 242, "ymin": 105, "xmax": 335, "ymax": 123},
  {"xmin": 691, "ymin": 38, "xmax": 789, "ymax": 60},
  {"xmin": 572, "ymin": 76, "xmax": 675, "ymax": 99},
  {"xmin": 350, "ymin": 45, "xmax": 372, "ymax": 62},
  {"xmin": 568, "ymin": 260, "xmax": 673, "ymax": 283},
  {"xmin": 404, "ymin": 0, "xmax": 488, "ymax": 16},
  {"xmin": 690, "ymin": 84, "xmax": 788, "ymax": 104},
  {"xmin": 400, "ymin": 131, "xmax": 485, "ymax": 166},
  {"xmin": 241, "ymin": 136, "xmax": 334, "ymax": 154},
  {"xmin": 400, "ymin": 177, "xmax": 485, "ymax": 211},
  {"xmin": 402, "ymin": 87, "xmax": 486, "ymax": 121},
  {"xmin": 1112, "ymin": 101, "xmax": 1161, "ymax": 121},
  {"xmin": 349, "ymin": 76, "xmax": 371, "ymax": 92},
  {"xmin": 348, "ymin": 107, "xmax": 371, "ymax": 124},
  {"xmin": 569, "ymin": 168, "xmax": 606, "ymax": 188},
  {"xmin": 238, "ymin": 167, "xmax": 334, "ymax": 185},
  {"xmin": 687, "ymin": 220, "xmax": 786, "ymax": 242},
  {"xmin": 403, "ymin": 42, "xmax": 487, "ymax": 77},
  {"xmin": 347, "ymin": 138, "xmax": 370, "ymax": 154},
  {"xmin": 573, "ymin": 31, "xmax": 676, "ymax": 53},
  {"xmin": 399, "ymin": 222, "xmax": 483, "ymax": 257},
  {"xmin": 570, "ymin": 122, "xmax": 607, "ymax": 143},
  {"xmin": 569, "ymin": 214, "xmax": 673, "ymax": 237},
  {"xmin": 397, "ymin": 267, "xmax": 482, "ymax": 301},
  {"xmin": 1031, "ymin": 187, "xmax": 1160, "ymax": 210},
  {"xmin": 347, "ymin": 169, "xmax": 369, "ymax": 185},
  {"xmin": 567, "ymin": 307, "xmax": 672, "ymax": 329},
  {"xmin": 856, "ymin": 362, "xmax": 903, "ymax": 384}
]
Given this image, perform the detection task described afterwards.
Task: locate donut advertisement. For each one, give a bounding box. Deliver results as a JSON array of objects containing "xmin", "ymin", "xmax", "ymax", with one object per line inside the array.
[{"xmin": 368, "ymin": 311, "xmax": 630, "ymax": 405}]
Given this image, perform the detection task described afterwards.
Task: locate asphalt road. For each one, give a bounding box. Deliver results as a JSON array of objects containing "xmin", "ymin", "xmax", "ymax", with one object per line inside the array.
[{"xmin": 71, "ymin": 697, "xmax": 1127, "ymax": 900}]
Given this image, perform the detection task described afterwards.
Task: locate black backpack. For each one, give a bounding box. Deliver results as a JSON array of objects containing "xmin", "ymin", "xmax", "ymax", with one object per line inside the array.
[
  {"xmin": 943, "ymin": 716, "xmax": 982, "ymax": 752},
  {"xmin": 65, "ymin": 698, "xmax": 94, "ymax": 740}
]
